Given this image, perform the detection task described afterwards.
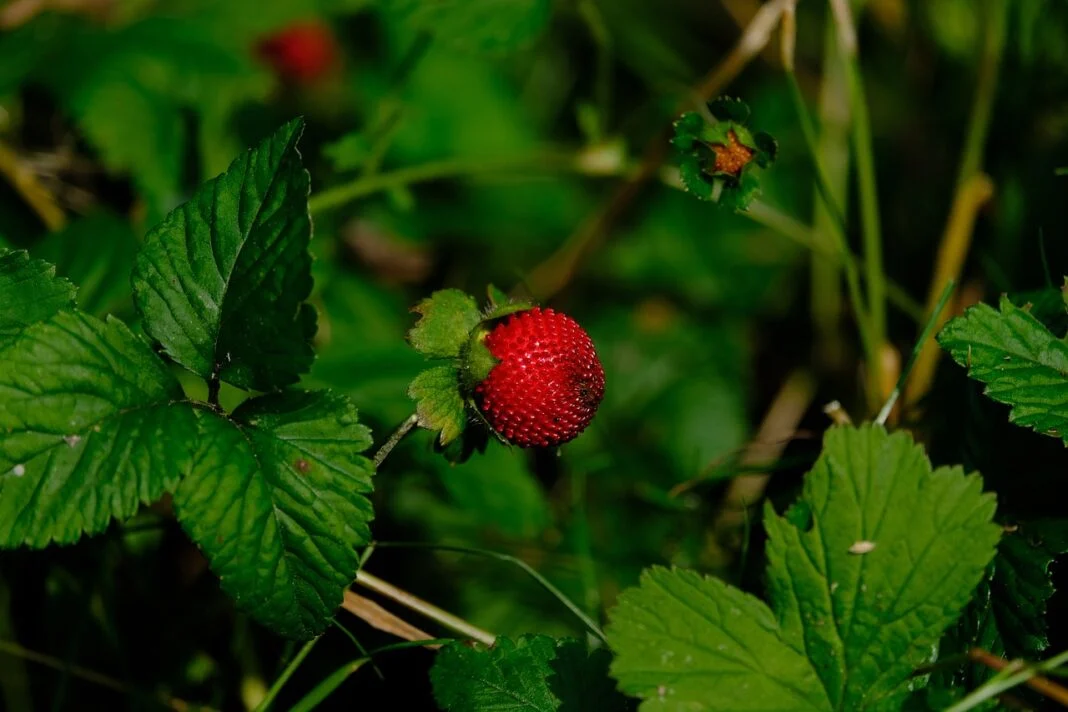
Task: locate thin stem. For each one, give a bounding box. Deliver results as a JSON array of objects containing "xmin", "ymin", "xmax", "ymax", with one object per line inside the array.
[
  {"xmin": 830, "ymin": 0, "xmax": 888, "ymax": 404},
  {"xmin": 373, "ymin": 414, "xmax": 418, "ymax": 469},
  {"xmin": 374, "ymin": 541, "xmax": 609, "ymax": 645},
  {"xmin": 252, "ymin": 638, "xmax": 318, "ymax": 712},
  {"xmin": 745, "ymin": 201, "xmax": 923, "ymax": 321},
  {"xmin": 309, "ymin": 152, "xmax": 593, "ymax": 215},
  {"xmin": 781, "ymin": 62, "xmax": 877, "ymax": 378},
  {"xmin": 875, "ymin": 281, "xmax": 955, "ymax": 425},
  {"xmin": 945, "ymin": 648, "xmax": 1068, "ymax": 712},
  {"xmin": 904, "ymin": 0, "xmax": 1007, "ymax": 411},
  {"xmin": 354, "ymin": 570, "xmax": 496, "ymax": 647},
  {"xmin": 809, "ymin": 6, "xmax": 853, "ymax": 370}
]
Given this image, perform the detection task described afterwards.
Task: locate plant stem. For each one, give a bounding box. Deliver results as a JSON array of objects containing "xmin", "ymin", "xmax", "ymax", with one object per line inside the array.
[
  {"xmin": 810, "ymin": 7, "xmax": 853, "ymax": 370},
  {"xmin": 779, "ymin": 5, "xmax": 879, "ymax": 382},
  {"xmin": 903, "ymin": 0, "xmax": 1007, "ymax": 411},
  {"xmin": 875, "ymin": 280, "xmax": 955, "ymax": 425},
  {"xmin": 353, "ymin": 570, "xmax": 496, "ymax": 647},
  {"xmin": 745, "ymin": 201, "xmax": 923, "ymax": 321},
  {"xmin": 309, "ymin": 152, "xmax": 598, "ymax": 214},
  {"xmin": 945, "ymin": 648, "xmax": 1068, "ymax": 712},
  {"xmin": 252, "ymin": 638, "xmax": 318, "ymax": 712},
  {"xmin": 372, "ymin": 414, "xmax": 418, "ymax": 469},
  {"xmin": 829, "ymin": 0, "xmax": 888, "ymax": 406},
  {"xmin": 374, "ymin": 541, "xmax": 609, "ymax": 644}
]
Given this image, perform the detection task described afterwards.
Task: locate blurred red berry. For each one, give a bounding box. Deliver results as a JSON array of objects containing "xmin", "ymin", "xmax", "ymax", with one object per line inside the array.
[
  {"xmin": 475, "ymin": 308, "xmax": 605, "ymax": 448},
  {"xmin": 256, "ymin": 21, "xmax": 340, "ymax": 83}
]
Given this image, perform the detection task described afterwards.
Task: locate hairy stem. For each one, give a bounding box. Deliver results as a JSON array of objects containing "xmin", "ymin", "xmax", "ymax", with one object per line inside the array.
[{"xmin": 372, "ymin": 414, "xmax": 419, "ymax": 469}]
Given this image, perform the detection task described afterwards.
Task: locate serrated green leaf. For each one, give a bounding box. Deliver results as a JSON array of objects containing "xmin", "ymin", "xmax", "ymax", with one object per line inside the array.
[
  {"xmin": 409, "ymin": 366, "xmax": 467, "ymax": 446},
  {"xmin": 0, "ymin": 250, "xmax": 76, "ymax": 345},
  {"xmin": 608, "ymin": 426, "xmax": 1000, "ymax": 711},
  {"xmin": 934, "ymin": 518, "xmax": 1068, "ymax": 696},
  {"xmin": 0, "ymin": 311, "xmax": 197, "ymax": 548},
  {"xmin": 431, "ymin": 635, "xmax": 620, "ymax": 712},
  {"xmin": 407, "ymin": 289, "xmax": 482, "ymax": 359},
  {"xmin": 607, "ymin": 566, "xmax": 830, "ymax": 711},
  {"xmin": 991, "ymin": 518, "xmax": 1068, "ymax": 656},
  {"xmin": 173, "ymin": 390, "xmax": 374, "ymax": 638},
  {"xmin": 132, "ymin": 118, "xmax": 316, "ymax": 391},
  {"xmin": 938, "ymin": 295, "xmax": 1068, "ymax": 443},
  {"xmin": 764, "ymin": 424, "xmax": 1000, "ymax": 710},
  {"xmin": 387, "ymin": 0, "xmax": 553, "ymax": 55},
  {"xmin": 677, "ymin": 152, "xmax": 716, "ymax": 201},
  {"xmin": 432, "ymin": 635, "xmax": 557, "ymax": 711},
  {"xmin": 34, "ymin": 213, "xmax": 138, "ymax": 318}
]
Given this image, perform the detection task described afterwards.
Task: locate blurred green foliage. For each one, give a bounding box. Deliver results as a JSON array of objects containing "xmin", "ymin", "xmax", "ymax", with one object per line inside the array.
[{"xmin": 1, "ymin": 0, "xmax": 1068, "ymax": 709}]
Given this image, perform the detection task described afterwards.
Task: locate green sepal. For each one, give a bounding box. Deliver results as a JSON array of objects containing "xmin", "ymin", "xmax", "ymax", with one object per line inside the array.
[
  {"xmin": 708, "ymin": 96, "xmax": 751, "ymax": 123},
  {"xmin": 409, "ymin": 365, "xmax": 468, "ymax": 446},
  {"xmin": 407, "ymin": 289, "xmax": 484, "ymax": 359}
]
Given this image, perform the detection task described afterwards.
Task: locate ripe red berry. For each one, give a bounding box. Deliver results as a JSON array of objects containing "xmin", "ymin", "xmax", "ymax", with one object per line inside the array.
[
  {"xmin": 474, "ymin": 308, "xmax": 605, "ymax": 448},
  {"xmin": 256, "ymin": 22, "xmax": 340, "ymax": 83}
]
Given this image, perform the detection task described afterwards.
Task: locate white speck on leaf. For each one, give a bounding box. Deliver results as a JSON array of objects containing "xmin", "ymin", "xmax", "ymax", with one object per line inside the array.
[
  {"xmin": 64, "ymin": 435, "xmax": 81, "ymax": 447},
  {"xmin": 11, "ymin": 464, "xmax": 25, "ymax": 477},
  {"xmin": 657, "ymin": 685, "xmax": 666, "ymax": 699},
  {"xmin": 849, "ymin": 540, "xmax": 876, "ymax": 554},
  {"xmin": 830, "ymin": 581, "xmax": 839, "ymax": 593}
]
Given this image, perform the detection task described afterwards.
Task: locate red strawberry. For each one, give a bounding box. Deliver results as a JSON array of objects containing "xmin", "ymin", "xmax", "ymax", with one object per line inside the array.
[
  {"xmin": 256, "ymin": 21, "xmax": 340, "ymax": 83},
  {"xmin": 474, "ymin": 308, "xmax": 605, "ymax": 448}
]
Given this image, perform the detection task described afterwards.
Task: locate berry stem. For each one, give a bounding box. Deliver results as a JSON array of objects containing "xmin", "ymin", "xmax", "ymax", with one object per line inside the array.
[{"xmin": 372, "ymin": 413, "xmax": 419, "ymax": 469}]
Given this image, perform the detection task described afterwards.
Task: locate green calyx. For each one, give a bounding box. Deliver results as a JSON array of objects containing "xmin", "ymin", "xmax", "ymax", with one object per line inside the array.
[
  {"xmin": 671, "ymin": 95, "xmax": 778, "ymax": 211},
  {"xmin": 404, "ymin": 284, "xmax": 534, "ymax": 458},
  {"xmin": 459, "ymin": 326, "xmax": 499, "ymax": 395}
]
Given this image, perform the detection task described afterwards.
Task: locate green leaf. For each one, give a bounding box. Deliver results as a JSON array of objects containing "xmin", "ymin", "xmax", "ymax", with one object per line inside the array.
[
  {"xmin": 173, "ymin": 390, "xmax": 374, "ymax": 638},
  {"xmin": 407, "ymin": 289, "xmax": 482, "ymax": 359},
  {"xmin": 607, "ymin": 566, "xmax": 830, "ymax": 711},
  {"xmin": 764, "ymin": 424, "xmax": 1000, "ymax": 710},
  {"xmin": 132, "ymin": 118, "xmax": 317, "ymax": 391},
  {"xmin": 990, "ymin": 518, "xmax": 1068, "ymax": 657},
  {"xmin": 34, "ymin": 213, "xmax": 138, "ymax": 318},
  {"xmin": 0, "ymin": 250, "xmax": 76, "ymax": 345},
  {"xmin": 409, "ymin": 366, "xmax": 467, "ymax": 445},
  {"xmin": 934, "ymin": 518, "xmax": 1068, "ymax": 694},
  {"xmin": 938, "ymin": 295, "xmax": 1068, "ymax": 443},
  {"xmin": 607, "ymin": 426, "xmax": 1000, "ymax": 711},
  {"xmin": 0, "ymin": 311, "xmax": 197, "ymax": 548},
  {"xmin": 431, "ymin": 635, "xmax": 622, "ymax": 712},
  {"xmin": 387, "ymin": 0, "xmax": 553, "ymax": 55}
]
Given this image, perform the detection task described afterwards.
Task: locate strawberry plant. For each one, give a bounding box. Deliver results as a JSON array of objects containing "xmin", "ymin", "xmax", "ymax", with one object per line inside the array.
[{"xmin": 2, "ymin": 1, "xmax": 1068, "ymax": 711}]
